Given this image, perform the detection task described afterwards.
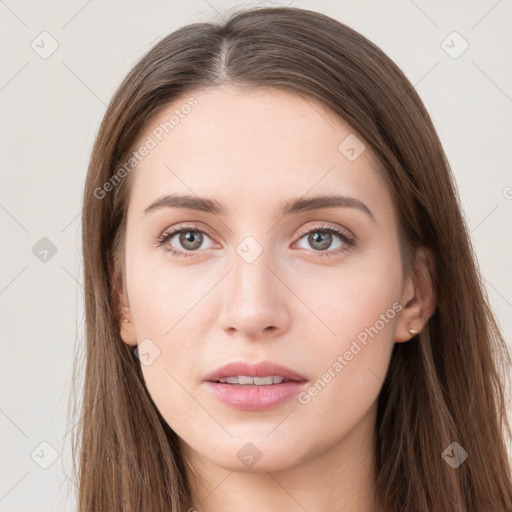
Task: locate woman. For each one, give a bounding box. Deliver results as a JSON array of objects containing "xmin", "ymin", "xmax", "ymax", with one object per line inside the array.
[{"xmin": 72, "ymin": 5, "xmax": 512, "ymax": 511}]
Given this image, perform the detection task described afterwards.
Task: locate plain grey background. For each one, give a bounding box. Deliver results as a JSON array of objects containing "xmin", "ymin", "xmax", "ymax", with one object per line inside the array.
[{"xmin": 1, "ymin": 1, "xmax": 511, "ymax": 510}]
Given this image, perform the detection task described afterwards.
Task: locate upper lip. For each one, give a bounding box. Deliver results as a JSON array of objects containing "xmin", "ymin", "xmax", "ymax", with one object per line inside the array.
[{"xmin": 203, "ymin": 360, "xmax": 308, "ymax": 383}]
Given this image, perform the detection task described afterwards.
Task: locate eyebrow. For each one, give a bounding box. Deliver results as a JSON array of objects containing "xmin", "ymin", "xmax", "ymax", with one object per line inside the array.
[{"xmin": 144, "ymin": 193, "xmax": 375, "ymax": 222}]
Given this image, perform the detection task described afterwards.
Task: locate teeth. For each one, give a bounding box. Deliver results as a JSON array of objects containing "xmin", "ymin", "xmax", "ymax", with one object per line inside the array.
[{"xmin": 218, "ymin": 375, "xmax": 286, "ymax": 385}]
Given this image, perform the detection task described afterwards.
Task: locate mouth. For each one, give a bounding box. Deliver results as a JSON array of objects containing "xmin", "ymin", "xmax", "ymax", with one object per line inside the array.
[{"xmin": 202, "ymin": 360, "xmax": 309, "ymax": 410}]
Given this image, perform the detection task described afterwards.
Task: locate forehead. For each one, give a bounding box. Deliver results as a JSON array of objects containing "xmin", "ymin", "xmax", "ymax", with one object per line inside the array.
[{"xmin": 128, "ymin": 85, "xmax": 391, "ymax": 220}]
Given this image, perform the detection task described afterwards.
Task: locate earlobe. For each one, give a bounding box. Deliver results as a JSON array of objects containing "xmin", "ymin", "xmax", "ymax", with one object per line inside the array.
[
  {"xmin": 119, "ymin": 306, "xmax": 138, "ymax": 346},
  {"xmin": 112, "ymin": 276, "xmax": 138, "ymax": 346},
  {"xmin": 395, "ymin": 246, "xmax": 437, "ymax": 343}
]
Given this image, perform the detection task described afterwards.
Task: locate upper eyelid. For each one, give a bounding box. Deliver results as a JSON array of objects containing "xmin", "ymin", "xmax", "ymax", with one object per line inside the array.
[
  {"xmin": 163, "ymin": 222, "xmax": 217, "ymax": 241},
  {"xmin": 294, "ymin": 222, "xmax": 353, "ymax": 240}
]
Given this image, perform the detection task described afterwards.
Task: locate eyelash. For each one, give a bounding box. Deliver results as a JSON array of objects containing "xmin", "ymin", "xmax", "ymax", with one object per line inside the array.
[{"xmin": 157, "ymin": 223, "xmax": 356, "ymax": 259}]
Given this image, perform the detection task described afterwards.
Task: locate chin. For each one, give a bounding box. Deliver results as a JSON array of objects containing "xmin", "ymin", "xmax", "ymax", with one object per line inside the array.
[{"xmin": 200, "ymin": 436, "xmax": 308, "ymax": 474}]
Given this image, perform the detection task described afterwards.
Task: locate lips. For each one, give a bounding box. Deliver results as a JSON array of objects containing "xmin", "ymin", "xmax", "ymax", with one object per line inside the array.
[
  {"xmin": 202, "ymin": 360, "xmax": 308, "ymax": 384},
  {"xmin": 202, "ymin": 360, "xmax": 309, "ymax": 410}
]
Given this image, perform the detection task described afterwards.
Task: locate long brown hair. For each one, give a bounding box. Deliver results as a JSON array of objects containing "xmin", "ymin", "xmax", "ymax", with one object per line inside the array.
[{"xmin": 71, "ymin": 6, "xmax": 512, "ymax": 511}]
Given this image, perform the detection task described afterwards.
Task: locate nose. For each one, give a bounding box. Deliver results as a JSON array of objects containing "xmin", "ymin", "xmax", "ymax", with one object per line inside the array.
[{"xmin": 218, "ymin": 250, "xmax": 290, "ymax": 340}]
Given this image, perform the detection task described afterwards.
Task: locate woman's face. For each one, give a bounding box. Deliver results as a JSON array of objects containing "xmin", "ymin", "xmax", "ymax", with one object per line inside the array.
[{"xmin": 118, "ymin": 85, "xmax": 415, "ymax": 474}]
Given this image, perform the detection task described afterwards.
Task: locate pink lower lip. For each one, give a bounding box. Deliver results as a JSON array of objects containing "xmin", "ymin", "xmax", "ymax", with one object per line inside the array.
[{"xmin": 203, "ymin": 381, "xmax": 308, "ymax": 411}]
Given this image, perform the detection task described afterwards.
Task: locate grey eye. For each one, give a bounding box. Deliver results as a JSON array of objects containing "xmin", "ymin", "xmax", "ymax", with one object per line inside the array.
[
  {"xmin": 296, "ymin": 230, "xmax": 344, "ymax": 252},
  {"xmin": 167, "ymin": 229, "xmax": 214, "ymax": 252}
]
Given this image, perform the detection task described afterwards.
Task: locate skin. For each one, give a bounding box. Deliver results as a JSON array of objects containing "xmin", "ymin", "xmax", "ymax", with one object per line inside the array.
[{"xmin": 116, "ymin": 85, "xmax": 436, "ymax": 512}]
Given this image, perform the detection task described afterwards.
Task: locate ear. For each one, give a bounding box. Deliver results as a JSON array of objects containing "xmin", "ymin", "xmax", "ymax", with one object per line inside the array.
[
  {"xmin": 112, "ymin": 273, "xmax": 138, "ymax": 347},
  {"xmin": 395, "ymin": 246, "xmax": 437, "ymax": 343}
]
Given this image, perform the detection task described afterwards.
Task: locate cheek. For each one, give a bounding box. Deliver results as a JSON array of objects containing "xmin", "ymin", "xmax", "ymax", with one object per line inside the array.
[
  {"xmin": 293, "ymin": 249, "xmax": 402, "ymax": 423},
  {"xmin": 126, "ymin": 242, "xmax": 215, "ymax": 340},
  {"xmin": 129, "ymin": 278, "xmax": 213, "ymax": 430},
  {"xmin": 125, "ymin": 252, "xmax": 220, "ymax": 417},
  {"xmin": 299, "ymin": 244, "xmax": 402, "ymax": 351}
]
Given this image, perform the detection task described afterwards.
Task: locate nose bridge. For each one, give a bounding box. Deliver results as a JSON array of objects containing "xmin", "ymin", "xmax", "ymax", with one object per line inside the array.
[
  {"xmin": 218, "ymin": 238, "xmax": 289, "ymax": 337},
  {"xmin": 232, "ymin": 244, "xmax": 274, "ymax": 301}
]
